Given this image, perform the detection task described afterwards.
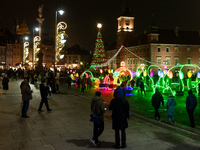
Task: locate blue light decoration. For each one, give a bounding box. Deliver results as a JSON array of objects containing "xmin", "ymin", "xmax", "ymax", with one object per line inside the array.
[
  {"xmin": 158, "ymin": 69, "xmax": 161, "ymax": 76},
  {"xmin": 160, "ymin": 71, "xmax": 164, "ymax": 78},
  {"xmin": 197, "ymin": 71, "xmax": 200, "ymax": 79}
]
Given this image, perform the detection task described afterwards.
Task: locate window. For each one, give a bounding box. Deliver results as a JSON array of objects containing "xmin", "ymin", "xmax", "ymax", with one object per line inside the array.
[
  {"xmin": 125, "ymin": 20, "xmax": 130, "ymax": 26},
  {"xmin": 140, "ymin": 48, "xmax": 141, "ymax": 52},
  {"xmin": 133, "ymin": 58, "xmax": 135, "ymax": 64},
  {"xmin": 127, "ymin": 58, "xmax": 129, "ymax": 64},
  {"xmin": 157, "ymin": 47, "xmax": 161, "ymax": 52},
  {"xmin": 130, "ymin": 58, "xmax": 132, "ymax": 64},
  {"xmin": 136, "ymin": 58, "xmax": 138, "ymax": 64},
  {"xmin": 136, "ymin": 49, "xmax": 137, "ymax": 53},
  {"xmin": 157, "ymin": 57, "xmax": 161, "ymax": 64},
  {"xmin": 143, "ymin": 57, "xmax": 145, "ymax": 64},
  {"xmin": 166, "ymin": 47, "xmax": 169, "ymax": 52},
  {"xmin": 187, "ymin": 47, "xmax": 190, "ymax": 52},
  {"xmin": 187, "ymin": 57, "xmax": 191, "ymax": 64},
  {"xmin": 166, "ymin": 57, "xmax": 170, "ymax": 65},
  {"xmin": 175, "ymin": 57, "xmax": 179, "ymax": 65},
  {"xmin": 175, "ymin": 47, "xmax": 178, "ymax": 52},
  {"xmin": 147, "ymin": 48, "xmax": 149, "ymax": 52},
  {"xmin": 143, "ymin": 48, "xmax": 145, "ymax": 52},
  {"xmin": 140, "ymin": 59, "xmax": 142, "ymax": 64}
]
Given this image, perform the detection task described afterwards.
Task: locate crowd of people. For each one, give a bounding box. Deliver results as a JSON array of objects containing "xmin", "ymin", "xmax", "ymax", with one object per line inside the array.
[{"xmin": 0, "ymin": 68, "xmax": 198, "ymax": 148}]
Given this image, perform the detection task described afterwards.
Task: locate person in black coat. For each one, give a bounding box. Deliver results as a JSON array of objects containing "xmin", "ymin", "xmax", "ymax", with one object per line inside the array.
[
  {"xmin": 140, "ymin": 80, "xmax": 146, "ymax": 96},
  {"xmin": 2, "ymin": 74, "xmax": 9, "ymax": 94},
  {"xmin": 151, "ymin": 88, "xmax": 164, "ymax": 121},
  {"xmin": 66, "ymin": 75, "xmax": 72, "ymax": 88},
  {"xmin": 186, "ymin": 90, "xmax": 197, "ymax": 128},
  {"xmin": 38, "ymin": 80, "xmax": 52, "ymax": 111},
  {"xmin": 109, "ymin": 88, "xmax": 130, "ymax": 149}
]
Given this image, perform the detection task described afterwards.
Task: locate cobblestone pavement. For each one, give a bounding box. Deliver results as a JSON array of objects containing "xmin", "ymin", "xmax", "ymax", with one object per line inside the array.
[{"xmin": 0, "ymin": 79, "xmax": 200, "ymax": 150}]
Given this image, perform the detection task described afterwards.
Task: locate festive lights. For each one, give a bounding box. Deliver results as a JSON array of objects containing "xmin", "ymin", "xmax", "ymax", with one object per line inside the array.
[{"xmin": 23, "ymin": 42, "xmax": 29, "ymax": 64}]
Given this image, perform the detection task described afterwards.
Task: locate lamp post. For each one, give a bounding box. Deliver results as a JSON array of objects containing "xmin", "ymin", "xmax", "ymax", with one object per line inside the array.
[
  {"xmin": 33, "ymin": 27, "xmax": 39, "ymax": 68},
  {"xmin": 54, "ymin": 9, "xmax": 66, "ymax": 76},
  {"xmin": 23, "ymin": 36, "xmax": 29, "ymax": 65}
]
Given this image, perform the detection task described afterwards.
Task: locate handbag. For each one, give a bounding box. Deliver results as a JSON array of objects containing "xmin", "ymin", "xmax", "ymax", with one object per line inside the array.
[{"xmin": 90, "ymin": 102, "xmax": 100, "ymax": 123}]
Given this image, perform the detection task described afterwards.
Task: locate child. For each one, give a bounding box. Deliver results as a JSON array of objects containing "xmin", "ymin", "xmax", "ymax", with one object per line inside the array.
[{"xmin": 167, "ymin": 93, "xmax": 177, "ymax": 125}]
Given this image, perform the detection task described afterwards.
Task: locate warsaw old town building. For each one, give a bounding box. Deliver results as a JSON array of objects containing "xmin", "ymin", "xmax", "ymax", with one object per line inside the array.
[{"xmin": 106, "ymin": 5, "xmax": 200, "ymax": 75}]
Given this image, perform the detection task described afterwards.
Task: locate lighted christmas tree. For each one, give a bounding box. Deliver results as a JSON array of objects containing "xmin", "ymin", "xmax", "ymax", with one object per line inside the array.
[{"xmin": 90, "ymin": 23, "xmax": 108, "ymax": 70}]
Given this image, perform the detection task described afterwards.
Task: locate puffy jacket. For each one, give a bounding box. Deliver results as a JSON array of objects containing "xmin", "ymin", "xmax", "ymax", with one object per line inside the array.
[
  {"xmin": 91, "ymin": 96, "xmax": 105, "ymax": 121},
  {"xmin": 21, "ymin": 80, "xmax": 32, "ymax": 101},
  {"xmin": 186, "ymin": 94, "xmax": 197, "ymax": 110},
  {"xmin": 151, "ymin": 91, "xmax": 164, "ymax": 108}
]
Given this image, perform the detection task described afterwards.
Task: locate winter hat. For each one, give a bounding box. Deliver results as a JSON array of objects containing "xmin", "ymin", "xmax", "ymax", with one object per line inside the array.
[{"xmin": 117, "ymin": 88, "xmax": 124, "ymax": 95}]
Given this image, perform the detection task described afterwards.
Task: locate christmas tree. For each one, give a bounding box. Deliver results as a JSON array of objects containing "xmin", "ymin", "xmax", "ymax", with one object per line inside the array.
[{"xmin": 90, "ymin": 23, "xmax": 108, "ymax": 70}]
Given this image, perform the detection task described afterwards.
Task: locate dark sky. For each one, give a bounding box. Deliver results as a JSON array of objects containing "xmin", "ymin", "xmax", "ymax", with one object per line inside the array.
[{"xmin": 1, "ymin": 0, "xmax": 200, "ymax": 51}]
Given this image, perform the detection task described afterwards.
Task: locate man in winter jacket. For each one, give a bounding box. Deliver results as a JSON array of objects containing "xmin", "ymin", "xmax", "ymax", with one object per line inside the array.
[
  {"xmin": 21, "ymin": 80, "xmax": 33, "ymax": 118},
  {"xmin": 186, "ymin": 90, "xmax": 197, "ymax": 128},
  {"xmin": 90, "ymin": 91, "xmax": 105, "ymax": 146},
  {"xmin": 38, "ymin": 80, "xmax": 52, "ymax": 112},
  {"xmin": 109, "ymin": 88, "xmax": 130, "ymax": 149},
  {"xmin": 151, "ymin": 88, "xmax": 164, "ymax": 121}
]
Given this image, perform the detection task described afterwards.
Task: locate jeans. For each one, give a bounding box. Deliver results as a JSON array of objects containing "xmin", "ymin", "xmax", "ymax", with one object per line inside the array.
[
  {"xmin": 115, "ymin": 128, "xmax": 126, "ymax": 146},
  {"xmin": 168, "ymin": 115, "xmax": 175, "ymax": 124},
  {"xmin": 187, "ymin": 109, "xmax": 195, "ymax": 127},
  {"xmin": 22, "ymin": 100, "xmax": 29, "ymax": 117},
  {"xmin": 93, "ymin": 120, "xmax": 104, "ymax": 143}
]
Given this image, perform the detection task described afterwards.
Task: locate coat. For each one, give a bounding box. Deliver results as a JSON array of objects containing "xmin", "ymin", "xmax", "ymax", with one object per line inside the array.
[
  {"xmin": 2, "ymin": 77, "xmax": 9, "ymax": 90},
  {"xmin": 40, "ymin": 83, "xmax": 48, "ymax": 99},
  {"xmin": 91, "ymin": 96, "xmax": 105, "ymax": 121},
  {"xmin": 166, "ymin": 96, "xmax": 177, "ymax": 116},
  {"xmin": 151, "ymin": 91, "xmax": 164, "ymax": 108},
  {"xmin": 186, "ymin": 94, "xmax": 197, "ymax": 110},
  {"xmin": 109, "ymin": 94, "xmax": 130, "ymax": 130},
  {"xmin": 21, "ymin": 80, "xmax": 33, "ymax": 101}
]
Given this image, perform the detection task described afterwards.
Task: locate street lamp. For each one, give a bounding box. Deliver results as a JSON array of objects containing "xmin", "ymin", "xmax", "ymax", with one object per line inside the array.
[
  {"xmin": 23, "ymin": 36, "xmax": 29, "ymax": 64},
  {"xmin": 54, "ymin": 9, "xmax": 67, "ymax": 76}
]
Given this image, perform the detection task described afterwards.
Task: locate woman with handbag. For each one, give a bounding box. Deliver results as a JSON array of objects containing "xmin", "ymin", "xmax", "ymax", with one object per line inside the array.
[
  {"xmin": 90, "ymin": 91, "xmax": 105, "ymax": 146},
  {"xmin": 167, "ymin": 93, "xmax": 177, "ymax": 125}
]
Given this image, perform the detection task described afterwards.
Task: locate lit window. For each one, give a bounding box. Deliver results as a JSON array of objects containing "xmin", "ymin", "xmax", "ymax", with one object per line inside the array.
[
  {"xmin": 187, "ymin": 57, "xmax": 191, "ymax": 64},
  {"xmin": 175, "ymin": 47, "xmax": 178, "ymax": 52},
  {"xmin": 136, "ymin": 58, "xmax": 138, "ymax": 64},
  {"xmin": 157, "ymin": 57, "xmax": 161, "ymax": 64},
  {"xmin": 166, "ymin": 57, "xmax": 170, "ymax": 65},
  {"xmin": 130, "ymin": 58, "xmax": 132, "ymax": 64},
  {"xmin": 132, "ymin": 58, "xmax": 135, "ymax": 64},
  {"xmin": 175, "ymin": 57, "xmax": 179, "ymax": 65},
  {"xmin": 187, "ymin": 47, "xmax": 190, "ymax": 52},
  {"xmin": 127, "ymin": 58, "xmax": 129, "ymax": 64}
]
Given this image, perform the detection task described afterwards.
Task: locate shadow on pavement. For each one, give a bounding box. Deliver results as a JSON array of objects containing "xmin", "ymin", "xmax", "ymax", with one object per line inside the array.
[
  {"xmin": 67, "ymin": 139, "xmax": 114, "ymax": 148},
  {"xmin": 153, "ymin": 131, "xmax": 200, "ymax": 150}
]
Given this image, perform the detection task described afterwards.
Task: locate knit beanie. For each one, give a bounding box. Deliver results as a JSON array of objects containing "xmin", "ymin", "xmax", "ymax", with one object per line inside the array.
[{"xmin": 117, "ymin": 88, "xmax": 124, "ymax": 95}]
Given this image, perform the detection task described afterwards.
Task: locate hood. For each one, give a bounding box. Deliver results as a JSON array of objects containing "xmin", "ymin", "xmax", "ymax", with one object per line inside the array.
[
  {"xmin": 115, "ymin": 94, "xmax": 124, "ymax": 100},
  {"xmin": 23, "ymin": 80, "xmax": 29, "ymax": 86},
  {"xmin": 92, "ymin": 96, "xmax": 102, "ymax": 102}
]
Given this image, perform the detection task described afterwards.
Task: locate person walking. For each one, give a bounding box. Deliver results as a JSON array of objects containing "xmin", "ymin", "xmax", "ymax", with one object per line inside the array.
[
  {"xmin": 140, "ymin": 80, "xmax": 146, "ymax": 96},
  {"xmin": 166, "ymin": 93, "xmax": 177, "ymax": 125},
  {"xmin": 151, "ymin": 88, "xmax": 164, "ymax": 121},
  {"xmin": 81, "ymin": 76, "xmax": 86, "ymax": 92},
  {"xmin": 21, "ymin": 80, "xmax": 33, "ymax": 118},
  {"xmin": 90, "ymin": 91, "xmax": 105, "ymax": 146},
  {"xmin": 66, "ymin": 75, "xmax": 72, "ymax": 89},
  {"xmin": 2, "ymin": 74, "xmax": 9, "ymax": 94},
  {"xmin": 109, "ymin": 88, "xmax": 130, "ymax": 149},
  {"xmin": 38, "ymin": 80, "xmax": 52, "ymax": 112},
  {"xmin": 186, "ymin": 90, "xmax": 197, "ymax": 128},
  {"xmin": 55, "ymin": 75, "xmax": 60, "ymax": 93}
]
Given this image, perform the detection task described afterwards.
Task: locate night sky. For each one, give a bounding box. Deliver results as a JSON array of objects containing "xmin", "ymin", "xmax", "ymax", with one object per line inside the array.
[{"xmin": 1, "ymin": 0, "xmax": 200, "ymax": 51}]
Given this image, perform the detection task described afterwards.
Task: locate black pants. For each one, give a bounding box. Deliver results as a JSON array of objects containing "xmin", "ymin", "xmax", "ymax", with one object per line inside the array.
[
  {"xmin": 187, "ymin": 109, "xmax": 195, "ymax": 127},
  {"xmin": 115, "ymin": 128, "xmax": 126, "ymax": 147},
  {"xmin": 154, "ymin": 107, "xmax": 160, "ymax": 120},
  {"xmin": 93, "ymin": 120, "xmax": 104, "ymax": 143},
  {"xmin": 38, "ymin": 98, "xmax": 50, "ymax": 110},
  {"xmin": 68, "ymin": 83, "xmax": 71, "ymax": 88}
]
